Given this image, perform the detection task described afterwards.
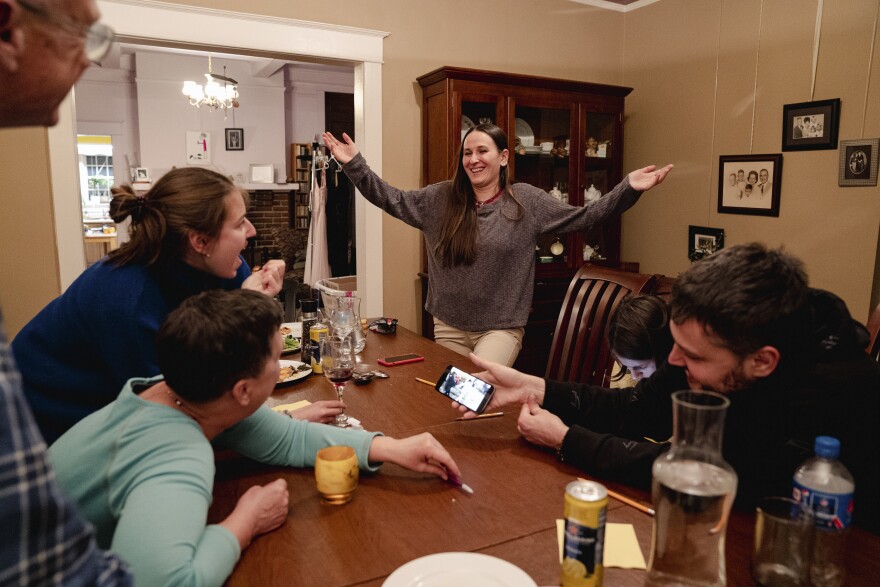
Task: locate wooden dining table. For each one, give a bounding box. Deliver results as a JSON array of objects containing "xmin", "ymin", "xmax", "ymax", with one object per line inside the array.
[{"xmin": 209, "ymin": 325, "xmax": 880, "ymax": 586}]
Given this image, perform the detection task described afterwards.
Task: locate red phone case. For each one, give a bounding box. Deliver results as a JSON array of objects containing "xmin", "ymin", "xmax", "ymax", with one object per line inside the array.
[{"xmin": 377, "ymin": 355, "xmax": 425, "ymax": 367}]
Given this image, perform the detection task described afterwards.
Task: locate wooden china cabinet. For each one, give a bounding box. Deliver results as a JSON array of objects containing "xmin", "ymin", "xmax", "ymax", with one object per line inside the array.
[{"xmin": 416, "ymin": 66, "xmax": 632, "ymax": 375}]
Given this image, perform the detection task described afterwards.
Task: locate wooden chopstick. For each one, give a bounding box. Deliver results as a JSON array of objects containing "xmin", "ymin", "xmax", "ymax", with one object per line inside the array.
[{"xmin": 578, "ymin": 477, "xmax": 655, "ymax": 516}]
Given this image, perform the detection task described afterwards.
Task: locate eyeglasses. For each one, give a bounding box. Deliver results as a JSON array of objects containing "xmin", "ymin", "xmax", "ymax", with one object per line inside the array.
[{"xmin": 18, "ymin": 0, "xmax": 115, "ymax": 62}]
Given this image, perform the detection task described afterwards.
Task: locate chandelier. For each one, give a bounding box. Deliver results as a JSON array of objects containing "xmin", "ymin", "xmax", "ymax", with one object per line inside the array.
[{"xmin": 181, "ymin": 56, "xmax": 240, "ymax": 111}]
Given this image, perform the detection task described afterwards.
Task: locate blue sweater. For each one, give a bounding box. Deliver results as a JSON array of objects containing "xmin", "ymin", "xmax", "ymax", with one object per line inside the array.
[{"xmin": 12, "ymin": 258, "xmax": 249, "ymax": 442}]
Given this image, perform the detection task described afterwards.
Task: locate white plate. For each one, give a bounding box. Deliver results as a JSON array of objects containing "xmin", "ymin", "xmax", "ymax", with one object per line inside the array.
[
  {"xmin": 515, "ymin": 118, "xmax": 534, "ymax": 147},
  {"xmin": 277, "ymin": 359, "xmax": 311, "ymax": 386},
  {"xmin": 383, "ymin": 553, "xmax": 537, "ymax": 587},
  {"xmin": 280, "ymin": 322, "xmax": 302, "ymax": 337}
]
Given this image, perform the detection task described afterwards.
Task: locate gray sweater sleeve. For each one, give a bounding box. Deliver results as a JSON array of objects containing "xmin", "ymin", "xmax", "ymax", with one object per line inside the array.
[
  {"xmin": 342, "ymin": 152, "xmax": 448, "ymax": 231},
  {"xmin": 525, "ymin": 176, "xmax": 643, "ymax": 236}
]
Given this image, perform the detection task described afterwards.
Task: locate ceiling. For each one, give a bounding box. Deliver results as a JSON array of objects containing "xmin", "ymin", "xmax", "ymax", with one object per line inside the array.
[{"xmin": 97, "ymin": 0, "xmax": 657, "ymax": 72}]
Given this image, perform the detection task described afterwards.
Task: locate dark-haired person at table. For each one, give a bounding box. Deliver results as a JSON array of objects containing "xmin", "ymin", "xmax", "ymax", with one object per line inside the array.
[
  {"xmin": 608, "ymin": 295, "xmax": 673, "ymax": 386},
  {"xmin": 49, "ymin": 289, "xmax": 462, "ymax": 586},
  {"xmin": 456, "ymin": 244, "xmax": 880, "ymax": 533},
  {"xmin": 323, "ymin": 126, "xmax": 673, "ymax": 367},
  {"xmin": 14, "ymin": 167, "xmax": 341, "ymax": 442}
]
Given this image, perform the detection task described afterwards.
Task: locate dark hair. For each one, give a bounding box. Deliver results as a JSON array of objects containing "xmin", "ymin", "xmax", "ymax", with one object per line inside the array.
[
  {"xmin": 608, "ymin": 295, "xmax": 673, "ymax": 378},
  {"xmin": 156, "ymin": 289, "xmax": 282, "ymax": 403},
  {"xmin": 670, "ymin": 243, "xmax": 810, "ymax": 361},
  {"xmin": 434, "ymin": 124, "xmax": 522, "ymax": 267},
  {"xmin": 107, "ymin": 167, "xmax": 250, "ymax": 267}
]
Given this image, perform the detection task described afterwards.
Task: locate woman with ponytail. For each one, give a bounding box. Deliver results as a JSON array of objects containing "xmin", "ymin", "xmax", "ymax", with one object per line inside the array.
[
  {"xmin": 12, "ymin": 167, "xmax": 288, "ymax": 441},
  {"xmin": 323, "ymin": 126, "xmax": 673, "ymax": 367}
]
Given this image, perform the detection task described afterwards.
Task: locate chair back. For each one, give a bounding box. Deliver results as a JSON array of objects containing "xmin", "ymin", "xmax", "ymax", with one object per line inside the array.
[
  {"xmin": 866, "ymin": 302, "xmax": 880, "ymax": 362},
  {"xmin": 546, "ymin": 264, "xmax": 657, "ymax": 386}
]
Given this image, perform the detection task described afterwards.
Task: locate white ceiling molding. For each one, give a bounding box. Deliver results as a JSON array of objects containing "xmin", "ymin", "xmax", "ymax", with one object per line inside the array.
[
  {"xmin": 566, "ymin": 0, "xmax": 661, "ymax": 12},
  {"xmin": 98, "ymin": 0, "xmax": 388, "ymax": 63}
]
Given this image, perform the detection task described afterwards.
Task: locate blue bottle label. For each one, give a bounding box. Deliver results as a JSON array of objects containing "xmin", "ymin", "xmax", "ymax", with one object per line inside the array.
[
  {"xmin": 793, "ymin": 482, "xmax": 853, "ymax": 529},
  {"xmin": 563, "ymin": 518, "xmax": 605, "ymax": 574}
]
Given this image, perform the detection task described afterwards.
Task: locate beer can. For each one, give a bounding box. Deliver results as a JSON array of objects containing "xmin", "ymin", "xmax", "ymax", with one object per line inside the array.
[
  {"xmin": 308, "ymin": 322, "xmax": 329, "ymax": 374},
  {"xmin": 561, "ymin": 480, "xmax": 607, "ymax": 587}
]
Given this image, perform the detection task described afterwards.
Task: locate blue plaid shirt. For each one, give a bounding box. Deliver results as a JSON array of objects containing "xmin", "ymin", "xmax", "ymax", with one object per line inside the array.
[{"xmin": 0, "ymin": 312, "xmax": 131, "ymax": 586}]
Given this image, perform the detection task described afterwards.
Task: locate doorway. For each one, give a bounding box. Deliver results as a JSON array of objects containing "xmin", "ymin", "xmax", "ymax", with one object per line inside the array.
[{"xmin": 324, "ymin": 91, "xmax": 356, "ymax": 278}]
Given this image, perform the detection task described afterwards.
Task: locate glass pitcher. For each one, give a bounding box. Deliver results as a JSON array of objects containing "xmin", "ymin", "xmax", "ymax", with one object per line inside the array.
[
  {"xmin": 646, "ymin": 390, "xmax": 738, "ymax": 586},
  {"xmin": 325, "ymin": 295, "xmax": 366, "ymax": 354}
]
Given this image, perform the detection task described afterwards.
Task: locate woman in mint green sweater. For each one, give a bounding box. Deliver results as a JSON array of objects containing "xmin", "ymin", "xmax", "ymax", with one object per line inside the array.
[{"xmin": 49, "ymin": 290, "xmax": 461, "ymax": 586}]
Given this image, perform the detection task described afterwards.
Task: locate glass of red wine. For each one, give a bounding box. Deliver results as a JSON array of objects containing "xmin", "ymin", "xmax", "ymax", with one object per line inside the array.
[{"xmin": 321, "ymin": 336, "xmax": 354, "ymax": 427}]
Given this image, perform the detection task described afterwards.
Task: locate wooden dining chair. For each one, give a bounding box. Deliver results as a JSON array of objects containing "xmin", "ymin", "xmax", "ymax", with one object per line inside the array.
[
  {"xmin": 866, "ymin": 302, "xmax": 880, "ymax": 362},
  {"xmin": 546, "ymin": 263, "xmax": 657, "ymax": 386}
]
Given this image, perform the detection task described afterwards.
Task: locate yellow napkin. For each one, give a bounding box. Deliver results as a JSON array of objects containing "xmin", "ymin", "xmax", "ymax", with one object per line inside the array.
[
  {"xmin": 272, "ymin": 400, "xmax": 312, "ymax": 413},
  {"xmin": 557, "ymin": 520, "xmax": 647, "ymax": 569}
]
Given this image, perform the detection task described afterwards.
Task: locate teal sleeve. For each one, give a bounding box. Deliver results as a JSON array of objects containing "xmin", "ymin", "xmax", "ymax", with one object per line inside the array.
[
  {"xmin": 215, "ymin": 405, "xmax": 383, "ymax": 472},
  {"xmin": 109, "ymin": 465, "xmax": 240, "ymax": 586}
]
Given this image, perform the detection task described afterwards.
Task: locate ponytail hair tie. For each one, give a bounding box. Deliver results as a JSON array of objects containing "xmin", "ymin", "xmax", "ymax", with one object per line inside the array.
[{"xmin": 131, "ymin": 196, "xmax": 148, "ymax": 223}]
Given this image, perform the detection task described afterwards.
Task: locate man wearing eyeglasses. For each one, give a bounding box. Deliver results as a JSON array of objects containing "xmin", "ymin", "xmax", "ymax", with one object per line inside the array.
[
  {"xmin": 0, "ymin": 0, "xmax": 113, "ymax": 126},
  {"xmin": 0, "ymin": 0, "xmax": 130, "ymax": 584}
]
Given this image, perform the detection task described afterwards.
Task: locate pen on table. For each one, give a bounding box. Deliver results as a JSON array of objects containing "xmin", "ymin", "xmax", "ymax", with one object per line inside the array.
[
  {"xmin": 415, "ymin": 377, "xmax": 435, "ymax": 387},
  {"xmin": 447, "ymin": 473, "xmax": 474, "ymax": 495},
  {"xmin": 456, "ymin": 411, "xmax": 503, "ymax": 421},
  {"xmin": 578, "ymin": 477, "xmax": 654, "ymax": 516}
]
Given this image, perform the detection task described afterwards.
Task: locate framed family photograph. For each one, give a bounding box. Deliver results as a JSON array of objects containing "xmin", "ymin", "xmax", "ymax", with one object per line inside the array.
[
  {"xmin": 718, "ymin": 154, "xmax": 782, "ymax": 217},
  {"xmin": 838, "ymin": 138, "xmax": 879, "ymax": 187},
  {"xmin": 225, "ymin": 128, "xmax": 244, "ymax": 151},
  {"xmin": 688, "ymin": 225, "xmax": 724, "ymax": 262},
  {"xmin": 782, "ymin": 98, "xmax": 840, "ymax": 151}
]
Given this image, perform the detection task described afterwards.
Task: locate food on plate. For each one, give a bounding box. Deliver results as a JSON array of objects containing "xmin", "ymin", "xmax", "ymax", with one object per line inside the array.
[
  {"xmin": 277, "ymin": 362, "xmax": 311, "ymax": 383},
  {"xmin": 280, "ymin": 325, "xmax": 293, "ymax": 335},
  {"xmin": 283, "ymin": 335, "xmax": 301, "ymax": 352}
]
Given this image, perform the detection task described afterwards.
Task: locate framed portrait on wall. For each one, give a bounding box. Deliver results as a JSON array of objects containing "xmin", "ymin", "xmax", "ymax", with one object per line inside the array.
[
  {"xmin": 838, "ymin": 138, "xmax": 879, "ymax": 186},
  {"xmin": 688, "ymin": 225, "xmax": 724, "ymax": 262},
  {"xmin": 717, "ymin": 154, "xmax": 783, "ymax": 217},
  {"xmin": 225, "ymin": 128, "xmax": 244, "ymax": 151},
  {"xmin": 782, "ymin": 98, "xmax": 840, "ymax": 151}
]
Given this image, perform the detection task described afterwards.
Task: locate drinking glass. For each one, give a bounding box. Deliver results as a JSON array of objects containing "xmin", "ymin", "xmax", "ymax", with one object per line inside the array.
[
  {"xmin": 752, "ymin": 497, "xmax": 814, "ymax": 587},
  {"xmin": 314, "ymin": 446, "xmax": 359, "ymax": 505},
  {"xmin": 321, "ymin": 336, "xmax": 354, "ymax": 427}
]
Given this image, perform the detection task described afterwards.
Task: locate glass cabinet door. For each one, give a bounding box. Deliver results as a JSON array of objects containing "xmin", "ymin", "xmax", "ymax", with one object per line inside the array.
[
  {"xmin": 580, "ymin": 110, "xmax": 620, "ymax": 263},
  {"xmin": 511, "ymin": 101, "xmax": 575, "ymax": 269},
  {"xmin": 458, "ymin": 93, "xmax": 505, "ymax": 154}
]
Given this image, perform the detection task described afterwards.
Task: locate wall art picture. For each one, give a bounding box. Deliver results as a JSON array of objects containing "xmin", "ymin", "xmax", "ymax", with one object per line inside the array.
[
  {"xmin": 186, "ymin": 131, "xmax": 211, "ymax": 165},
  {"xmin": 688, "ymin": 225, "xmax": 724, "ymax": 262},
  {"xmin": 225, "ymin": 128, "xmax": 244, "ymax": 151},
  {"xmin": 782, "ymin": 98, "xmax": 840, "ymax": 151},
  {"xmin": 838, "ymin": 138, "xmax": 879, "ymax": 187},
  {"xmin": 718, "ymin": 154, "xmax": 782, "ymax": 217}
]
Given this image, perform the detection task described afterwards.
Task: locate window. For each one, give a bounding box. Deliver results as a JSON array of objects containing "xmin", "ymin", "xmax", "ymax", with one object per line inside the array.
[{"xmin": 77, "ymin": 135, "xmax": 114, "ymax": 220}]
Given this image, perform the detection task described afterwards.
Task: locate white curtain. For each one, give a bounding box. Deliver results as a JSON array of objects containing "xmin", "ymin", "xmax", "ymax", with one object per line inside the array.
[{"xmin": 303, "ymin": 168, "xmax": 331, "ymax": 286}]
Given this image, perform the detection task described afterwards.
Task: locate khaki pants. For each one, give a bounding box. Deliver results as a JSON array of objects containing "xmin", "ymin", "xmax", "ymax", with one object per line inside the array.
[{"xmin": 433, "ymin": 318, "xmax": 524, "ymax": 367}]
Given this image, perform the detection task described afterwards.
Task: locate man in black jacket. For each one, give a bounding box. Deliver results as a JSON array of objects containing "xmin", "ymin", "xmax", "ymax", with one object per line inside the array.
[{"xmin": 458, "ymin": 243, "xmax": 880, "ymax": 533}]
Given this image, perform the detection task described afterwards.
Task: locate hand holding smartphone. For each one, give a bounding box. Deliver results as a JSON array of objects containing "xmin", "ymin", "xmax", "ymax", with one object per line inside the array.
[{"xmin": 434, "ymin": 365, "xmax": 495, "ymax": 414}]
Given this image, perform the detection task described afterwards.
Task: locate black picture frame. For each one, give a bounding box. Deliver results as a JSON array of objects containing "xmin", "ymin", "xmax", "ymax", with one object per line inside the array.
[
  {"xmin": 782, "ymin": 98, "xmax": 840, "ymax": 151},
  {"xmin": 718, "ymin": 154, "xmax": 783, "ymax": 217},
  {"xmin": 225, "ymin": 128, "xmax": 244, "ymax": 151},
  {"xmin": 838, "ymin": 138, "xmax": 879, "ymax": 187},
  {"xmin": 688, "ymin": 225, "xmax": 724, "ymax": 262}
]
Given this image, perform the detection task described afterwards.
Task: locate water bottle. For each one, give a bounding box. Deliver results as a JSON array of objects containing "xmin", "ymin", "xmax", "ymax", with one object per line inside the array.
[{"xmin": 792, "ymin": 436, "xmax": 854, "ymax": 587}]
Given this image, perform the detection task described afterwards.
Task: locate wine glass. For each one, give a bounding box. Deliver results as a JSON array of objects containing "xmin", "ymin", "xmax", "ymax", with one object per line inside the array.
[{"xmin": 321, "ymin": 336, "xmax": 354, "ymax": 428}]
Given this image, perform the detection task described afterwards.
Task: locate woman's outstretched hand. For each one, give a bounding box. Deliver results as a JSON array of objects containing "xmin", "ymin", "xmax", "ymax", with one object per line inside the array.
[
  {"xmin": 627, "ymin": 163, "xmax": 674, "ymax": 192},
  {"xmin": 322, "ymin": 131, "xmax": 359, "ymax": 165}
]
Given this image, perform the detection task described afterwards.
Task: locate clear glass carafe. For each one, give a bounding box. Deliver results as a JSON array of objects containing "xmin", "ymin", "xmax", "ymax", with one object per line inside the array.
[
  {"xmin": 325, "ymin": 295, "xmax": 366, "ymax": 354},
  {"xmin": 646, "ymin": 390, "xmax": 738, "ymax": 586}
]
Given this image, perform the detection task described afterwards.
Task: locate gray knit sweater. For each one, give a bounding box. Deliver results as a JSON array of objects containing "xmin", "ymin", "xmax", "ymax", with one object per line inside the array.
[{"xmin": 343, "ymin": 153, "xmax": 643, "ymax": 331}]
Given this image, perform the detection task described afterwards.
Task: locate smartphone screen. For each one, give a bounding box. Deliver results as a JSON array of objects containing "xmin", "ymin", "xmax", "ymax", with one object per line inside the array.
[{"xmin": 434, "ymin": 365, "xmax": 495, "ymax": 413}]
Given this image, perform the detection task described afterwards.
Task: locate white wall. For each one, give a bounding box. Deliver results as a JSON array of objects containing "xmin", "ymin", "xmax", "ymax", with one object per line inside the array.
[
  {"xmin": 74, "ymin": 64, "xmax": 140, "ymax": 181},
  {"xmin": 76, "ymin": 53, "xmax": 355, "ymax": 185},
  {"xmin": 134, "ymin": 52, "xmax": 286, "ymax": 182}
]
